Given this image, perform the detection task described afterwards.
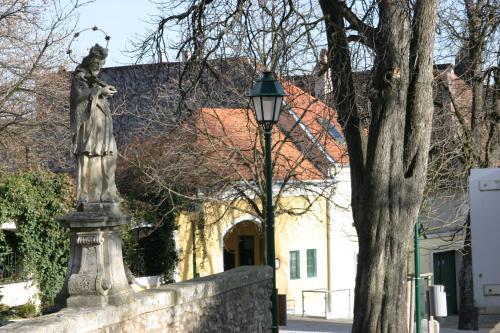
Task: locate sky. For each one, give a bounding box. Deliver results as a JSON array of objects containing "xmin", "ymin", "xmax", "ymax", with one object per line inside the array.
[
  {"xmin": 70, "ymin": 0, "xmax": 159, "ymax": 68},
  {"xmin": 67, "ymin": 1, "xmax": 465, "ymax": 70}
]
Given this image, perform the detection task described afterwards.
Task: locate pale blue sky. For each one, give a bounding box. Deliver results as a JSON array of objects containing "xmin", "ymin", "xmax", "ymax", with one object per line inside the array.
[
  {"xmin": 71, "ymin": 0, "xmax": 159, "ymax": 67},
  {"xmin": 68, "ymin": 1, "xmax": 462, "ymax": 70}
]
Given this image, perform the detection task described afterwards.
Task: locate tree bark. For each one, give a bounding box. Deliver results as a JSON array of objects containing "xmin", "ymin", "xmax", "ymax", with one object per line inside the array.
[
  {"xmin": 458, "ymin": 213, "xmax": 479, "ymax": 330},
  {"xmin": 486, "ymin": 68, "xmax": 500, "ymax": 167},
  {"xmin": 319, "ymin": 0, "xmax": 437, "ymax": 331},
  {"xmin": 458, "ymin": 2, "xmax": 492, "ymax": 328}
]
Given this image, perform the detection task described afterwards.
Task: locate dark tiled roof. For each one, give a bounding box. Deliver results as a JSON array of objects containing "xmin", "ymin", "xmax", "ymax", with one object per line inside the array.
[{"xmin": 101, "ymin": 58, "xmax": 257, "ymax": 145}]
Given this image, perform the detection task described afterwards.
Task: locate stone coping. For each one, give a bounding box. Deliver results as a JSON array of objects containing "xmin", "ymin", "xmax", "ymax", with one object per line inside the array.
[{"xmin": 1, "ymin": 266, "xmax": 272, "ymax": 333}]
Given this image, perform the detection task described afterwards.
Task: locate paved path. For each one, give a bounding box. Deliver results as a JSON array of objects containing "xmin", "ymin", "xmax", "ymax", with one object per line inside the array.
[{"xmin": 279, "ymin": 316, "xmax": 491, "ymax": 333}]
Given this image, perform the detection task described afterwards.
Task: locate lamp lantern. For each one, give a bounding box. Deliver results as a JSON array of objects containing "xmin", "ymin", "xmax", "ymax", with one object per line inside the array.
[{"xmin": 249, "ymin": 71, "xmax": 286, "ymax": 131}]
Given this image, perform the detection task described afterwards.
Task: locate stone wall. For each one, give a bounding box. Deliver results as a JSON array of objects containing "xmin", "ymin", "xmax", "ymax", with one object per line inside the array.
[{"xmin": 1, "ymin": 266, "xmax": 272, "ymax": 333}]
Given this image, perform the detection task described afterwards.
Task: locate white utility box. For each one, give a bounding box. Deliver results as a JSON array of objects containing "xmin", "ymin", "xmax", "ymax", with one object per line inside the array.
[
  {"xmin": 470, "ymin": 168, "xmax": 500, "ymax": 313},
  {"xmin": 429, "ymin": 284, "xmax": 447, "ymax": 317}
]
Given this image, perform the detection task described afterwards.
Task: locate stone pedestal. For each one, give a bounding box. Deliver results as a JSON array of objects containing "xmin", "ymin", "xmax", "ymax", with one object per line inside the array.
[{"xmin": 57, "ymin": 203, "xmax": 134, "ymax": 307}]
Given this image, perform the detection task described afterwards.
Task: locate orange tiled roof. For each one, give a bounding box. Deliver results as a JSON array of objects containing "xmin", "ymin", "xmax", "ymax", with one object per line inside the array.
[
  {"xmin": 281, "ymin": 80, "xmax": 348, "ymax": 164},
  {"xmin": 190, "ymin": 78, "xmax": 349, "ymax": 181},
  {"xmin": 130, "ymin": 80, "xmax": 348, "ymax": 184},
  {"xmin": 195, "ymin": 108, "xmax": 325, "ymax": 181}
]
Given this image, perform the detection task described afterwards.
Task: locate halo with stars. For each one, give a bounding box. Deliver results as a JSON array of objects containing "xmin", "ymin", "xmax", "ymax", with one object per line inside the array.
[{"xmin": 67, "ymin": 26, "xmax": 111, "ymax": 64}]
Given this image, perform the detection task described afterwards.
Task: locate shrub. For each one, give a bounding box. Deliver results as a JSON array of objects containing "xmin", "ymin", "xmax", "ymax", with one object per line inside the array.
[
  {"xmin": 14, "ymin": 302, "xmax": 38, "ymax": 318},
  {"xmin": 0, "ymin": 171, "xmax": 73, "ymax": 307}
]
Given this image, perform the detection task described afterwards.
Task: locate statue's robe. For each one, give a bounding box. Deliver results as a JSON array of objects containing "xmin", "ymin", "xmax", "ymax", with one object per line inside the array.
[
  {"xmin": 70, "ymin": 66, "xmax": 118, "ymax": 203},
  {"xmin": 70, "ymin": 67, "xmax": 116, "ymax": 157}
]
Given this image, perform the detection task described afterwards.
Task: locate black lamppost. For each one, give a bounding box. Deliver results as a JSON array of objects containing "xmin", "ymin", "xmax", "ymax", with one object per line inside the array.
[{"xmin": 249, "ymin": 71, "xmax": 286, "ymax": 333}]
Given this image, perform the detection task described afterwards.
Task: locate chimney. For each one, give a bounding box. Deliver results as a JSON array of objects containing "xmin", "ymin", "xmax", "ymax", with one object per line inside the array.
[
  {"xmin": 314, "ymin": 49, "xmax": 331, "ymax": 99},
  {"xmin": 181, "ymin": 50, "xmax": 192, "ymax": 62}
]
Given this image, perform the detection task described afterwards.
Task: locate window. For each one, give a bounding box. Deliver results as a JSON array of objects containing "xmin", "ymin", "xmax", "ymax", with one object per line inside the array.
[
  {"xmin": 289, "ymin": 250, "xmax": 300, "ymax": 279},
  {"xmin": 317, "ymin": 117, "xmax": 345, "ymax": 143},
  {"xmin": 307, "ymin": 249, "xmax": 317, "ymax": 278}
]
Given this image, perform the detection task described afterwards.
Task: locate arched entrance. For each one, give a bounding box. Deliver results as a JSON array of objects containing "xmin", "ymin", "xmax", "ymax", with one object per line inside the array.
[{"xmin": 223, "ymin": 220, "xmax": 264, "ymax": 271}]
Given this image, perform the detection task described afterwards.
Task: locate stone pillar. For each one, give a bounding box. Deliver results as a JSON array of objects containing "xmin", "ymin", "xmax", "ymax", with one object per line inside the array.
[{"xmin": 57, "ymin": 203, "xmax": 134, "ymax": 307}]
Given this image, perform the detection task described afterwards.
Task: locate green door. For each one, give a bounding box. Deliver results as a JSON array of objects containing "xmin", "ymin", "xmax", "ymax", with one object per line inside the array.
[{"xmin": 433, "ymin": 251, "xmax": 458, "ymax": 315}]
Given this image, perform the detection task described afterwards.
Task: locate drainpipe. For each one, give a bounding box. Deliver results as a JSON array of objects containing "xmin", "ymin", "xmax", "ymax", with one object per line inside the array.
[
  {"xmin": 192, "ymin": 219, "xmax": 198, "ymax": 278},
  {"xmin": 326, "ymin": 196, "xmax": 332, "ymax": 292},
  {"xmin": 325, "ymin": 195, "xmax": 333, "ymax": 319}
]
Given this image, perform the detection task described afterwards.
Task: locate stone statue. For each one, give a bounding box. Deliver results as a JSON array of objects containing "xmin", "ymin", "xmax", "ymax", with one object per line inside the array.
[
  {"xmin": 70, "ymin": 44, "xmax": 119, "ymax": 205},
  {"xmin": 57, "ymin": 44, "xmax": 133, "ymax": 309}
]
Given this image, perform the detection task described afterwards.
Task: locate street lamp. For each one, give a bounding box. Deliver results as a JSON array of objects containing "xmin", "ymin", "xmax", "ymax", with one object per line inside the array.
[{"xmin": 249, "ymin": 71, "xmax": 286, "ymax": 333}]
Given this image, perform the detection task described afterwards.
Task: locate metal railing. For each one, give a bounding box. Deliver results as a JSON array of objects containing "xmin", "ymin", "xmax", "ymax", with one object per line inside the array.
[
  {"xmin": 0, "ymin": 252, "xmax": 22, "ymax": 282},
  {"xmin": 407, "ymin": 273, "xmax": 434, "ymax": 333},
  {"xmin": 302, "ymin": 288, "xmax": 352, "ymax": 319}
]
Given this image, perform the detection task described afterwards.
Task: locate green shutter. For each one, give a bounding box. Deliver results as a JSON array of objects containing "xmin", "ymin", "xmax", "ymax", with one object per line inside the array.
[
  {"xmin": 289, "ymin": 250, "xmax": 300, "ymax": 279},
  {"xmin": 307, "ymin": 249, "xmax": 317, "ymax": 278}
]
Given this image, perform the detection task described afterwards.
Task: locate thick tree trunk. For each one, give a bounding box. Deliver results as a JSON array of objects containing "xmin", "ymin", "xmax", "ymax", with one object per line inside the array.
[
  {"xmin": 319, "ymin": 0, "xmax": 437, "ymax": 331},
  {"xmin": 353, "ymin": 210, "xmax": 415, "ymax": 332}
]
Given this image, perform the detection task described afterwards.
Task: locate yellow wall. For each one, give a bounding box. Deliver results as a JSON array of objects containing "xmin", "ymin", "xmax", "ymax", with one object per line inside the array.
[
  {"xmin": 176, "ymin": 195, "xmax": 330, "ymax": 312},
  {"xmin": 274, "ymin": 197, "xmax": 329, "ymax": 312},
  {"xmin": 223, "ymin": 220, "xmax": 264, "ymax": 266}
]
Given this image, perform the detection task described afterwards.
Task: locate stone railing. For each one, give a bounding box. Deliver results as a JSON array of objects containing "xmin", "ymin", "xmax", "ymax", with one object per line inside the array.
[{"xmin": 1, "ymin": 266, "xmax": 272, "ymax": 333}]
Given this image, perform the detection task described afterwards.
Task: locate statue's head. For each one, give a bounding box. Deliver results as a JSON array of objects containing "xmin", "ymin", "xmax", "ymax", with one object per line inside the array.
[{"xmin": 80, "ymin": 44, "xmax": 108, "ymax": 76}]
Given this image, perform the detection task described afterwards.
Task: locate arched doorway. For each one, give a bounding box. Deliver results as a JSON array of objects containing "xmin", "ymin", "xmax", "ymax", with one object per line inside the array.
[{"xmin": 223, "ymin": 220, "xmax": 264, "ymax": 271}]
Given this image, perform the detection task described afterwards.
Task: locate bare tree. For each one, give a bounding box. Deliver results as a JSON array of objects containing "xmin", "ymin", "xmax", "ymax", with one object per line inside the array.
[
  {"xmin": 0, "ymin": 0, "xmax": 87, "ymax": 171},
  {"xmin": 134, "ymin": 0, "xmax": 440, "ymax": 331},
  {"xmin": 428, "ymin": 0, "xmax": 499, "ymax": 328}
]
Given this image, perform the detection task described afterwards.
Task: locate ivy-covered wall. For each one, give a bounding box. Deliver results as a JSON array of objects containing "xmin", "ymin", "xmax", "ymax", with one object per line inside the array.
[
  {"xmin": 0, "ymin": 168, "xmax": 179, "ymax": 308},
  {"xmin": 0, "ymin": 171, "xmax": 73, "ymax": 307}
]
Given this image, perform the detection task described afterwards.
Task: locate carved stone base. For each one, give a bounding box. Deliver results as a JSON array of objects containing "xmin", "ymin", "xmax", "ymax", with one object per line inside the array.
[{"xmin": 57, "ymin": 207, "xmax": 134, "ymax": 307}]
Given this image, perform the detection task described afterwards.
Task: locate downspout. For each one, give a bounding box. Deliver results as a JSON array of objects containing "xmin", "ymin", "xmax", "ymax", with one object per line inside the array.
[
  {"xmin": 326, "ymin": 195, "xmax": 332, "ymax": 291},
  {"xmin": 326, "ymin": 185, "xmax": 334, "ymax": 317},
  {"xmin": 192, "ymin": 219, "xmax": 197, "ymax": 278}
]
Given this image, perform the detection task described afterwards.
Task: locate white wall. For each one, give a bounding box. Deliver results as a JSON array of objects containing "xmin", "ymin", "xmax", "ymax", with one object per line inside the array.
[
  {"xmin": 0, "ymin": 280, "xmax": 39, "ymax": 307},
  {"xmin": 131, "ymin": 275, "xmax": 164, "ymax": 292},
  {"xmin": 469, "ymin": 168, "xmax": 500, "ymax": 314},
  {"xmin": 328, "ymin": 167, "xmax": 358, "ymax": 319},
  {"xmin": 277, "ymin": 167, "xmax": 358, "ymax": 319}
]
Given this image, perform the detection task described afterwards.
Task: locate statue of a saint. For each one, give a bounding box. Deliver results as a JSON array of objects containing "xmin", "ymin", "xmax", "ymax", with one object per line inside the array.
[{"xmin": 70, "ymin": 44, "xmax": 119, "ymax": 205}]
